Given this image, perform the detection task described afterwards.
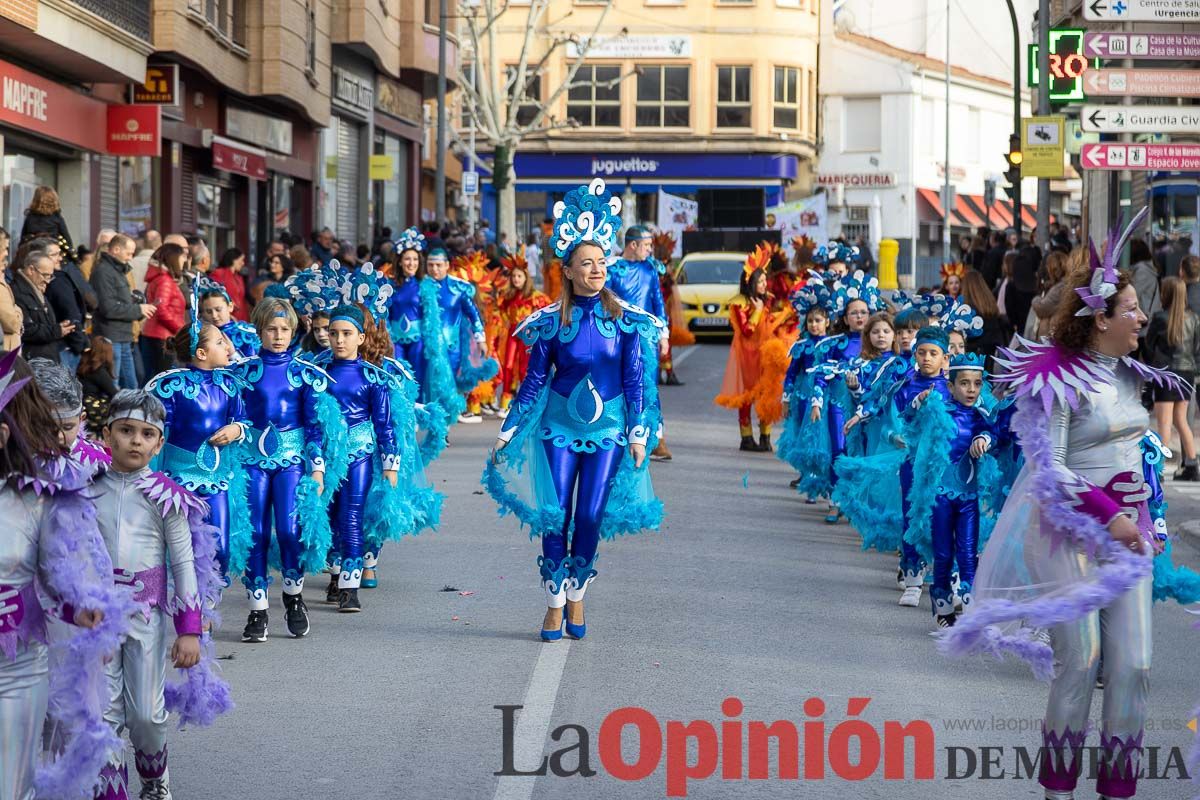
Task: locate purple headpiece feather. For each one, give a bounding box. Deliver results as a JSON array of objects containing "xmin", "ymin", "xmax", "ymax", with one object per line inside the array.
[
  {"xmin": 1074, "ymin": 207, "xmax": 1149, "ymax": 316},
  {"xmin": 0, "ymin": 348, "xmax": 31, "ymax": 414}
]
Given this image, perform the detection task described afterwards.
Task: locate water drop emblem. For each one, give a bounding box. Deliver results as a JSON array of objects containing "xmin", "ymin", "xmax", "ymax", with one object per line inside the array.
[
  {"xmin": 259, "ymin": 424, "xmax": 281, "ymax": 458},
  {"xmin": 195, "ymin": 441, "xmax": 221, "ymax": 472},
  {"xmin": 567, "ymin": 377, "xmax": 605, "ymax": 425}
]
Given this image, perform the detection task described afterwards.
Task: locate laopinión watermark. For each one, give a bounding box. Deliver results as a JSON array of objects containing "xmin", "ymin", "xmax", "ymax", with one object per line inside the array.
[{"xmin": 494, "ymin": 698, "xmax": 1193, "ymax": 798}]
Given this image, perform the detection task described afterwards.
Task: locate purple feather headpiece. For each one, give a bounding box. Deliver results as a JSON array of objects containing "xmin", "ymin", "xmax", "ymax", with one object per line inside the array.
[
  {"xmin": 1074, "ymin": 207, "xmax": 1149, "ymax": 316},
  {"xmin": 0, "ymin": 348, "xmax": 31, "ymax": 415}
]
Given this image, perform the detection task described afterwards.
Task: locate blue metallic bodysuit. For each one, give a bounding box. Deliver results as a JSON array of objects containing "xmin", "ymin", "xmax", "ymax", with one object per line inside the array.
[
  {"xmin": 494, "ymin": 294, "xmax": 660, "ymax": 604},
  {"xmin": 323, "ymin": 357, "xmax": 399, "ymax": 590},
  {"xmin": 235, "ymin": 350, "xmax": 330, "ymax": 607},
  {"xmin": 893, "ymin": 372, "xmax": 952, "ymax": 586},
  {"xmin": 388, "ymin": 277, "xmax": 425, "ymax": 385},
  {"xmin": 148, "ymin": 366, "xmax": 249, "ymax": 578},
  {"xmin": 810, "ymin": 331, "xmax": 863, "ymax": 478},
  {"xmin": 432, "ymin": 275, "xmax": 485, "ymax": 375},
  {"xmin": 606, "ymin": 258, "xmax": 667, "ymax": 324}
]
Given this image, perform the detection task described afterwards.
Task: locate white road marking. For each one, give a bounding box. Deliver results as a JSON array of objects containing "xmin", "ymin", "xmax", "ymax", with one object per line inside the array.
[
  {"xmin": 672, "ymin": 345, "xmax": 698, "ymax": 367},
  {"xmin": 492, "ymin": 641, "xmax": 572, "ymax": 800}
]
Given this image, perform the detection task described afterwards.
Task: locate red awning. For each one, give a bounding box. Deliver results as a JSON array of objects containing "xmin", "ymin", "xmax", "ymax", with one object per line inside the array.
[
  {"xmin": 953, "ymin": 195, "xmax": 986, "ymax": 229},
  {"xmin": 917, "ymin": 188, "xmax": 976, "ymax": 228},
  {"xmin": 921, "ymin": 189, "xmax": 1052, "ymax": 231},
  {"xmin": 917, "ymin": 187, "xmax": 945, "ymax": 219},
  {"xmin": 963, "ymin": 194, "xmax": 1012, "ymax": 229},
  {"xmin": 212, "ymin": 135, "xmax": 267, "ymax": 181}
]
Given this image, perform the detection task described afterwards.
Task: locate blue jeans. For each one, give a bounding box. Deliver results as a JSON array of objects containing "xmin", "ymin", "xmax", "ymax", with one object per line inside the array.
[
  {"xmin": 113, "ymin": 341, "xmax": 139, "ymax": 389},
  {"xmin": 58, "ymin": 347, "xmax": 80, "ymax": 374}
]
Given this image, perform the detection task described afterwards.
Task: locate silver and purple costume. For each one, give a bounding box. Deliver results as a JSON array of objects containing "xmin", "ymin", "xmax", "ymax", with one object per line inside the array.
[{"xmin": 93, "ymin": 467, "xmax": 202, "ymax": 799}]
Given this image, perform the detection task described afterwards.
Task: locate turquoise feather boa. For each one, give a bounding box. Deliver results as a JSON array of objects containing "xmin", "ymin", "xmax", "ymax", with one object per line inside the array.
[
  {"xmin": 416, "ymin": 400, "xmax": 449, "ymax": 463},
  {"xmin": 832, "ymin": 447, "xmax": 905, "ymax": 552},
  {"xmin": 291, "ymin": 392, "xmax": 349, "ymax": 574},
  {"xmin": 455, "ymin": 318, "xmax": 500, "ymax": 392},
  {"xmin": 224, "ymin": 452, "xmax": 254, "ymax": 578},
  {"xmin": 418, "ymin": 277, "xmax": 467, "ymax": 422},
  {"xmin": 902, "ymin": 392, "xmax": 957, "ymax": 564},
  {"xmin": 482, "ymin": 385, "xmax": 568, "ymax": 539}
]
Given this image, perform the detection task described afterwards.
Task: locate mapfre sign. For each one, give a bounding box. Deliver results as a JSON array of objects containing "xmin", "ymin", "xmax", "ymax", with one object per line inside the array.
[{"xmin": 815, "ymin": 173, "xmax": 898, "ymax": 188}]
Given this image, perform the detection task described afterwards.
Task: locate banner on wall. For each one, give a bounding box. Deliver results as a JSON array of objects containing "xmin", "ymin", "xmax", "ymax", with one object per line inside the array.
[
  {"xmin": 765, "ymin": 194, "xmax": 828, "ymax": 259},
  {"xmin": 655, "ymin": 189, "xmax": 698, "ymax": 258}
]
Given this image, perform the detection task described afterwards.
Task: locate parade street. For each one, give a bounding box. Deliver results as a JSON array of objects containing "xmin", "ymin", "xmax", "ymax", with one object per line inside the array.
[{"xmin": 163, "ymin": 342, "xmax": 1200, "ymax": 800}]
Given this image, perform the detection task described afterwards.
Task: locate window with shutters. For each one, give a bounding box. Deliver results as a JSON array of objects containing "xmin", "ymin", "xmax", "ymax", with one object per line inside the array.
[
  {"xmin": 98, "ymin": 156, "xmax": 119, "ymax": 232},
  {"xmin": 335, "ymin": 118, "xmax": 361, "ymax": 243}
]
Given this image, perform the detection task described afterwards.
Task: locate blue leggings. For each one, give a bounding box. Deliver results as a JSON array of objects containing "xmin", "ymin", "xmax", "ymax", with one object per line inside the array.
[
  {"xmin": 331, "ymin": 456, "xmax": 374, "ymax": 589},
  {"xmin": 396, "ymin": 338, "xmax": 425, "ymax": 389},
  {"xmin": 244, "ymin": 464, "xmax": 305, "ymax": 605},
  {"xmin": 540, "ymin": 442, "xmax": 624, "ymax": 590},
  {"xmin": 930, "ymin": 496, "xmax": 979, "ymax": 616}
]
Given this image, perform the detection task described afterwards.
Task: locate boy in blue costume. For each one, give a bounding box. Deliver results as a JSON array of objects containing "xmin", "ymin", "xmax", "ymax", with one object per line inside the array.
[
  {"xmin": 902, "ymin": 353, "xmax": 995, "ymax": 627},
  {"xmin": 424, "ymin": 247, "xmax": 494, "ymax": 424}
]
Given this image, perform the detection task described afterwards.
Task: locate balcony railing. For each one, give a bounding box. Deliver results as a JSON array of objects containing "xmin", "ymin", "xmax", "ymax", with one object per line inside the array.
[{"xmin": 72, "ymin": 0, "xmax": 151, "ymax": 41}]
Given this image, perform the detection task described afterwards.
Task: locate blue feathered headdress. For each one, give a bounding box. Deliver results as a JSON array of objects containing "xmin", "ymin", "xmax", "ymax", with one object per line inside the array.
[
  {"xmin": 193, "ymin": 274, "xmax": 231, "ymax": 304},
  {"xmin": 282, "ymin": 265, "xmax": 342, "ymax": 317},
  {"xmin": 949, "ymin": 352, "xmax": 988, "ymax": 373},
  {"xmin": 552, "ymin": 178, "xmax": 622, "ymax": 260},
  {"xmin": 395, "ymin": 226, "xmax": 426, "ymax": 255},
  {"xmin": 940, "ymin": 299, "xmax": 985, "ymax": 338},
  {"xmin": 335, "ymin": 260, "xmax": 394, "ymax": 321},
  {"xmin": 812, "ymin": 241, "xmax": 861, "ymax": 268},
  {"xmin": 790, "ymin": 280, "xmax": 834, "ymax": 317},
  {"xmin": 830, "ymin": 270, "xmax": 884, "ymax": 316}
]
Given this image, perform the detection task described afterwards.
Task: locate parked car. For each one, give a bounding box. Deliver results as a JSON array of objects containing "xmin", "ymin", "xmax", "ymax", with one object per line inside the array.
[{"xmin": 673, "ymin": 251, "xmax": 745, "ymax": 337}]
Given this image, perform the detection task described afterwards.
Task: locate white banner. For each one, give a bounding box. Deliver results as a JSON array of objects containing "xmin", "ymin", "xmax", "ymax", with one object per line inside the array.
[
  {"xmin": 765, "ymin": 194, "xmax": 828, "ymax": 258},
  {"xmin": 656, "ymin": 189, "xmax": 698, "ymax": 258}
]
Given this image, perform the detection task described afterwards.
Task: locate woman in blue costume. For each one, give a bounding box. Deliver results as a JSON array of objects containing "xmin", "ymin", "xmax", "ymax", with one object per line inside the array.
[
  {"xmin": 196, "ymin": 275, "xmax": 261, "ymax": 360},
  {"xmin": 776, "ymin": 282, "xmax": 830, "ymax": 490},
  {"xmin": 387, "ymin": 226, "xmax": 428, "ymax": 379},
  {"xmin": 424, "ymin": 246, "xmax": 497, "ymax": 425},
  {"xmin": 230, "ymin": 296, "xmax": 338, "ymax": 642},
  {"xmin": 800, "ymin": 270, "xmax": 884, "ymax": 522},
  {"xmin": 321, "ymin": 304, "xmax": 399, "ymax": 613},
  {"xmin": 147, "ymin": 313, "xmax": 250, "ymax": 583},
  {"xmin": 484, "ymin": 178, "xmax": 665, "ymax": 642}
]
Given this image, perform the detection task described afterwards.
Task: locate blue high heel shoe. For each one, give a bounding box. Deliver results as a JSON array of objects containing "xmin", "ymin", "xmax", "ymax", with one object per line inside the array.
[
  {"xmin": 564, "ymin": 600, "xmax": 586, "ymax": 640},
  {"xmin": 361, "ymin": 568, "xmax": 378, "ymax": 589},
  {"xmin": 540, "ymin": 609, "xmax": 564, "ymax": 642}
]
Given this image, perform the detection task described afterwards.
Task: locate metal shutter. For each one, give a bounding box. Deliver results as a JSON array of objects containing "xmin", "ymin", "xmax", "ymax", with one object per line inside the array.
[
  {"xmin": 180, "ymin": 148, "xmax": 197, "ymax": 232},
  {"xmin": 98, "ymin": 156, "xmax": 118, "ymax": 231},
  {"xmin": 335, "ymin": 118, "xmax": 360, "ymax": 243}
]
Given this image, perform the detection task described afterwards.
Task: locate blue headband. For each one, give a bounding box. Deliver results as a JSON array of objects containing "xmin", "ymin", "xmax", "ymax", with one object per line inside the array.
[
  {"xmin": 329, "ymin": 305, "xmax": 365, "ymax": 332},
  {"xmin": 914, "ymin": 325, "xmax": 949, "ymax": 351}
]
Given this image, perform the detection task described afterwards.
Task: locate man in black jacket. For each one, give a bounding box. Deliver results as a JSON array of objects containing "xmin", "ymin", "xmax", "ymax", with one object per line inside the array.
[
  {"xmin": 12, "ymin": 251, "xmax": 73, "ymax": 361},
  {"xmin": 90, "ymin": 233, "xmax": 156, "ymax": 388},
  {"xmin": 31, "ymin": 236, "xmax": 93, "ymax": 371},
  {"xmin": 979, "ymin": 230, "xmax": 1007, "ymax": 293}
]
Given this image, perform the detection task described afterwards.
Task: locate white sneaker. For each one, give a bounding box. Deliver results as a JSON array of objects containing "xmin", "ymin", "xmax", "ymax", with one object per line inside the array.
[
  {"xmin": 497, "ymin": 408, "xmax": 509, "ymax": 419},
  {"xmin": 898, "ymin": 586, "xmax": 923, "ymax": 607},
  {"xmin": 458, "ymin": 413, "xmax": 483, "ymax": 424}
]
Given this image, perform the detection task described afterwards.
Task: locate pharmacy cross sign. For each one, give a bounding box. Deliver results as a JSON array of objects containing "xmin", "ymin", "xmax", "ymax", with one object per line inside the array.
[{"xmin": 1085, "ymin": 0, "xmax": 1200, "ymax": 22}]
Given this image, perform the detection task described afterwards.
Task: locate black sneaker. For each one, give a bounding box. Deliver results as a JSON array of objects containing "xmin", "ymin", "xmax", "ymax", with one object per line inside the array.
[
  {"xmin": 1174, "ymin": 463, "xmax": 1200, "ymax": 481},
  {"xmin": 337, "ymin": 589, "xmax": 362, "ymax": 613},
  {"xmin": 283, "ymin": 593, "xmax": 310, "ymax": 638},
  {"xmin": 242, "ymin": 610, "xmax": 268, "ymax": 642},
  {"xmin": 739, "ymin": 435, "xmax": 757, "ymax": 451},
  {"xmin": 935, "ymin": 614, "xmax": 957, "ymax": 629},
  {"xmin": 325, "ymin": 574, "xmax": 339, "ymax": 604}
]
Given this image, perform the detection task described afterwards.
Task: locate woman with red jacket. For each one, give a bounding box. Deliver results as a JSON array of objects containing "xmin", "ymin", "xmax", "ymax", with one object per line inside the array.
[{"xmin": 140, "ymin": 243, "xmax": 188, "ymax": 374}]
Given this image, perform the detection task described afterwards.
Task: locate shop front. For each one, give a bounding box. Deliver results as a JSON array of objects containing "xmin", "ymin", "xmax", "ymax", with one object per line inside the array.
[
  {"xmin": 480, "ymin": 151, "xmax": 800, "ymax": 239},
  {"xmin": 372, "ymin": 74, "xmax": 423, "ymax": 240},
  {"xmin": 0, "ymin": 57, "xmax": 108, "ymax": 243}
]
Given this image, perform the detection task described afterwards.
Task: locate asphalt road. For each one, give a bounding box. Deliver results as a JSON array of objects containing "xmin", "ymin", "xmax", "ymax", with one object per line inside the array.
[{"xmin": 167, "ymin": 342, "xmax": 1200, "ymax": 800}]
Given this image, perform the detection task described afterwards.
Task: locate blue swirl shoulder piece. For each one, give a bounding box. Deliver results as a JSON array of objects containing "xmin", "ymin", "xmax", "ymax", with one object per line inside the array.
[
  {"xmin": 447, "ymin": 275, "xmax": 477, "ymax": 299},
  {"xmin": 361, "ymin": 359, "xmax": 403, "ymax": 389},
  {"xmin": 612, "ymin": 299, "xmax": 668, "ymax": 339},
  {"xmin": 290, "ymin": 356, "xmax": 334, "ymax": 392},
  {"xmin": 232, "ymin": 356, "xmax": 263, "ymax": 385},
  {"xmin": 147, "ymin": 368, "xmax": 200, "ymax": 400},
  {"xmin": 514, "ymin": 303, "xmax": 564, "ymax": 345}
]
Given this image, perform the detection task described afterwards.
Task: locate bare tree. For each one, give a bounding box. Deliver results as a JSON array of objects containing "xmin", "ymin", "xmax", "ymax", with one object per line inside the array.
[{"xmin": 454, "ymin": 0, "xmax": 631, "ymax": 240}]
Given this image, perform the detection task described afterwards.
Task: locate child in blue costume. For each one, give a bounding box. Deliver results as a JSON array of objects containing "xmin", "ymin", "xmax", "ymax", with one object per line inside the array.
[
  {"xmin": 321, "ymin": 305, "xmax": 400, "ymax": 612},
  {"xmin": 801, "ymin": 270, "xmax": 884, "ymax": 522},
  {"xmin": 424, "ymin": 246, "xmax": 497, "ymax": 425},
  {"xmin": 776, "ymin": 282, "xmax": 829, "ymax": 490},
  {"xmin": 230, "ymin": 297, "xmax": 336, "ymax": 642},
  {"xmin": 887, "ymin": 326, "xmax": 953, "ymax": 608},
  {"xmin": 196, "ymin": 276, "xmax": 261, "ymax": 360},
  {"xmin": 484, "ymin": 178, "xmax": 665, "ymax": 642},
  {"xmin": 148, "ymin": 320, "xmax": 250, "ymax": 583},
  {"xmin": 901, "ymin": 353, "xmax": 996, "ymax": 627}
]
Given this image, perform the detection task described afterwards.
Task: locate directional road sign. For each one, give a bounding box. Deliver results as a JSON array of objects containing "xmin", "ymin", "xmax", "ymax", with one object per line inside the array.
[
  {"xmin": 1084, "ymin": 32, "xmax": 1200, "ymax": 59},
  {"xmin": 1080, "ymin": 105, "xmax": 1200, "ymax": 134},
  {"xmin": 1081, "ymin": 143, "xmax": 1200, "ymax": 171},
  {"xmin": 1083, "ymin": 68, "xmax": 1200, "ymax": 98},
  {"xmin": 1084, "ymin": 0, "xmax": 1200, "ymax": 22}
]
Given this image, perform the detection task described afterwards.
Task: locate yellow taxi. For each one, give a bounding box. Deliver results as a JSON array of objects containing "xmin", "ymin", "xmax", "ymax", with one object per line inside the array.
[{"xmin": 673, "ymin": 251, "xmax": 745, "ymax": 337}]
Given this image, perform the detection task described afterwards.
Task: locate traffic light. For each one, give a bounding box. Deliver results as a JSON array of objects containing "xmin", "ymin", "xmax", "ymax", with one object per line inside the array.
[{"xmin": 1003, "ymin": 134, "xmax": 1022, "ymax": 198}]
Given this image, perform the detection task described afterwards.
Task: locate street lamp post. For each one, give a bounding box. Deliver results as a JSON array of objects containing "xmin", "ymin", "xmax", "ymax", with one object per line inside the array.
[
  {"xmin": 436, "ymin": 0, "xmax": 448, "ymax": 225},
  {"xmin": 1005, "ymin": 0, "xmax": 1022, "ymax": 240},
  {"xmin": 942, "ymin": 0, "xmax": 952, "ymax": 263}
]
